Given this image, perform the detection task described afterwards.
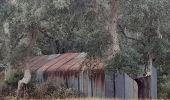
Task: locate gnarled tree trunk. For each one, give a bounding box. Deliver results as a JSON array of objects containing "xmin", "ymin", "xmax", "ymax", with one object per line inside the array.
[
  {"xmin": 16, "ymin": 64, "xmax": 31, "ymax": 100},
  {"xmin": 106, "ymin": 0, "xmax": 120, "ymax": 60},
  {"xmin": 16, "ymin": 28, "xmax": 36, "ymax": 99}
]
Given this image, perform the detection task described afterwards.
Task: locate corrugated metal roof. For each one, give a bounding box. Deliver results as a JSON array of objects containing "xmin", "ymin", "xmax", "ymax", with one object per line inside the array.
[
  {"xmin": 46, "ymin": 53, "xmax": 79, "ymax": 73},
  {"xmin": 28, "ymin": 52, "xmax": 104, "ymax": 76}
]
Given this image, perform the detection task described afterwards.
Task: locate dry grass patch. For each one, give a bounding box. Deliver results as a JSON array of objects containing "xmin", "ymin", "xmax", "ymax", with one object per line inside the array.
[{"xmin": 3, "ymin": 97, "xmax": 118, "ymax": 100}]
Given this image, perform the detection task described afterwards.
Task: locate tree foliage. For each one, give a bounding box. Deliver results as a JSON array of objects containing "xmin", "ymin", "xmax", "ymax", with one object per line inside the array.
[
  {"xmin": 0, "ymin": 0, "xmax": 112, "ymax": 64},
  {"xmin": 116, "ymin": 0, "xmax": 170, "ymax": 97},
  {"xmin": 0, "ymin": 0, "xmax": 170, "ymax": 98}
]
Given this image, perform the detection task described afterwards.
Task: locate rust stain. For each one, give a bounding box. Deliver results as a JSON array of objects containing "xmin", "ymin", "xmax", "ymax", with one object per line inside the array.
[
  {"xmin": 35, "ymin": 54, "xmax": 61, "ymax": 72},
  {"xmin": 46, "ymin": 53, "xmax": 79, "ymax": 73},
  {"xmin": 32, "ymin": 57, "xmax": 50, "ymax": 72},
  {"xmin": 37, "ymin": 53, "xmax": 68, "ymax": 72},
  {"xmin": 135, "ymin": 76, "xmax": 151, "ymax": 99},
  {"xmin": 29, "ymin": 55, "xmax": 47, "ymax": 68},
  {"xmin": 57, "ymin": 58, "xmax": 78, "ymax": 74},
  {"xmin": 28, "ymin": 53, "xmax": 104, "ymax": 79},
  {"xmin": 31, "ymin": 55, "xmax": 49, "ymax": 72}
]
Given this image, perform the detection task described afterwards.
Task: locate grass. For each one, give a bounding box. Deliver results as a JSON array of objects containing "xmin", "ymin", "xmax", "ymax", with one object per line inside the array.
[{"xmin": 2, "ymin": 97, "xmax": 118, "ymax": 100}]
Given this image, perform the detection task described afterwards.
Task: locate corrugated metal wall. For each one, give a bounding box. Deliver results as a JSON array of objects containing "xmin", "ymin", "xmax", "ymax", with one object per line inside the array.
[
  {"xmin": 105, "ymin": 75, "xmax": 114, "ymax": 97},
  {"xmin": 115, "ymin": 73, "xmax": 125, "ymax": 98},
  {"xmin": 125, "ymin": 74, "xmax": 138, "ymax": 98},
  {"xmin": 151, "ymin": 67, "xmax": 157, "ymax": 98},
  {"xmin": 80, "ymin": 72, "xmax": 105, "ymax": 97},
  {"xmin": 34, "ymin": 70, "xmax": 157, "ymax": 99},
  {"xmin": 29, "ymin": 53, "xmax": 157, "ymax": 99},
  {"xmin": 115, "ymin": 73, "xmax": 138, "ymax": 99}
]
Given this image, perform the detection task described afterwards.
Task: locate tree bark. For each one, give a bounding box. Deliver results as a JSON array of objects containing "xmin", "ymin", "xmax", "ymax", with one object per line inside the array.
[
  {"xmin": 3, "ymin": 22, "xmax": 12, "ymax": 80},
  {"xmin": 106, "ymin": 0, "xmax": 120, "ymax": 60},
  {"xmin": 146, "ymin": 53, "xmax": 153, "ymax": 76},
  {"xmin": 156, "ymin": 18, "xmax": 162, "ymax": 39},
  {"xmin": 94, "ymin": 0, "xmax": 120, "ymax": 60},
  {"xmin": 50, "ymin": 39, "xmax": 57, "ymax": 54},
  {"xmin": 16, "ymin": 66, "xmax": 31, "ymax": 100},
  {"xmin": 145, "ymin": 18, "xmax": 162, "ymax": 76}
]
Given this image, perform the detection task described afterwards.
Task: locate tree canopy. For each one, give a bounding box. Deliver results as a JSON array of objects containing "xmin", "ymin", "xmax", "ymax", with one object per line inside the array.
[{"xmin": 0, "ymin": 0, "xmax": 170, "ymax": 98}]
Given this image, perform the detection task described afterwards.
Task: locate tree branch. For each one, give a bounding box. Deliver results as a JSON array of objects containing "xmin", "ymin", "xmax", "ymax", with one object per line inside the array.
[
  {"xmin": 12, "ymin": 34, "xmax": 25, "ymax": 49},
  {"xmin": 118, "ymin": 24, "xmax": 146, "ymax": 46},
  {"xmin": 38, "ymin": 28, "xmax": 54, "ymax": 39}
]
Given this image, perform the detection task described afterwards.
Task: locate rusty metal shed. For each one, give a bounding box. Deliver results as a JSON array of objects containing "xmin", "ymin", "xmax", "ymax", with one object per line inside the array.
[
  {"xmin": 28, "ymin": 52, "xmax": 105, "ymax": 97},
  {"xmin": 27, "ymin": 53, "xmax": 157, "ymax": 98}
]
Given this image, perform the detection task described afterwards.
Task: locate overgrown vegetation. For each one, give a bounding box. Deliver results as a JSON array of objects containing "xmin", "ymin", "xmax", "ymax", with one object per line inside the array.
[
  {"xmin": 5, "ymin": 69, "xmax": 23, "ymax": 87},
  {"xmin": 25, "ymin": 80, "xmax": 83, "ymax": 99},
  {"xmin": 0, "ymin": 69, "xmax": 83, "ymax": 98},
  {"xmin": 0, "ymin": 0, "xmax": 169, "ymax": 98}
]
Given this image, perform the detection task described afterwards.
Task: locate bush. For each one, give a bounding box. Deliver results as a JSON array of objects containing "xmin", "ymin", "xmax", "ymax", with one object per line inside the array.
[
  {"xmin": 5, "ymin": 69, "xmax": 24, "ymax": 88},
  {"xmin": 158, "ymin": 75, "xmax": 170, "ymax": 99},
  {"xmin": 0, "ymin": 81, "xmax": 8, "ymax": 96},
  {"xmin": 0, "ymin": 80, "xmax": 17, "ymax": 97},
  {"xmin": 51, "ymin": 86, "xmax": 75, "ymax": 98},
  {"xmin": 1, "ymin": 69, "xmax": 83, "ymax": 98},
  {"xmin": 0, "ymin": 69, "xmax": 24, "ymax": 97},
  {"xmin": 25, "ymin": 80, "xmax": 36, "ymax": 97},
  {"xmin": 25, "ymin": 79, "xmax": 83, "ymax": 99}
]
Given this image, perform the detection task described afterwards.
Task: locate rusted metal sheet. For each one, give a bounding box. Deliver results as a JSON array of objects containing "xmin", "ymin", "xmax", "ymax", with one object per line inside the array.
[
  {"xmin": 35, "ymin": 55, "xmax": 61, "ymax": 82},
  {"xmin": 31, "ymin": 55, "xmax": 49, "ymax": 72},
  {"xmin": 40, "ymin": 53, "xmax": 68, "ymax": 72},
  {"xmin": 57, "ymin": 58, "xmax": 77, "ymax": 73},
  {"xmin": 135, "ymin": 66, "xmax": 157, "ymax": 99},
  {"xmin": 27, "ymin": 52, "xmax": 105, "ymax": 98},
  {"xmin": 135, "ymin": 67, "xmax": 157, "ymax": 99},
  {"xmin": 135, "ymin": 76, "xmax": 150, "ymax": 99},
  {"xmin": 29, "ymin": 53, "xmax": 103, "ymax": 76},
  {"xmin": 27, "ymin": 53, "xmax": 157, "ymax": 99},
  {"xmin": 56, "ymin": 53, "xmax": 86, "ymax": 74},
  {"xmin": 68, "ymin": 53, "xmax": 87, "ymax": 72},
  {"xmin": 68, "ymin": 62, "xmax": 82, "ymax": 73},
  {"xmin": 96, "ymin": 75, "xmax": 104, "ymax": 97},
  {"xmin": 29, "ymin": 55, "xmax": 47, "ymax": 68},
  {"xmin": 46, "ymin": 53, "xmax": 79, "ymax": 74},
  {"xmin": 78, "ymin": 71, "xmax": 105, "ymax": 98},
  {"xmin": 93, "ymin": 74, "xmax": 104, "ymax": 97}
]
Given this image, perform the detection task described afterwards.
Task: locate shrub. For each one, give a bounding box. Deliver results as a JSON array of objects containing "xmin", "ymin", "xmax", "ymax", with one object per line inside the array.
[
  {"xmin": 46, "ymin": 85, "xmax": 81, "ymax": 98},
  {"xmin": 25, "ymin": 79, "xmax": 83, "ymax": 99},
  {"xmin": 0, "ymin": 81, "xmax": 8, "ymax": 96},
  {"xmin": 5, "ymin": 69, "xmax": 24, "ymax": 88},
  {"xmin": 25, "ymin": 80, "xmax": 36, "ymax": 97},
  {"xmin": 158, "ymin": 75, "xmax": 170, "ymax": 99}
]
